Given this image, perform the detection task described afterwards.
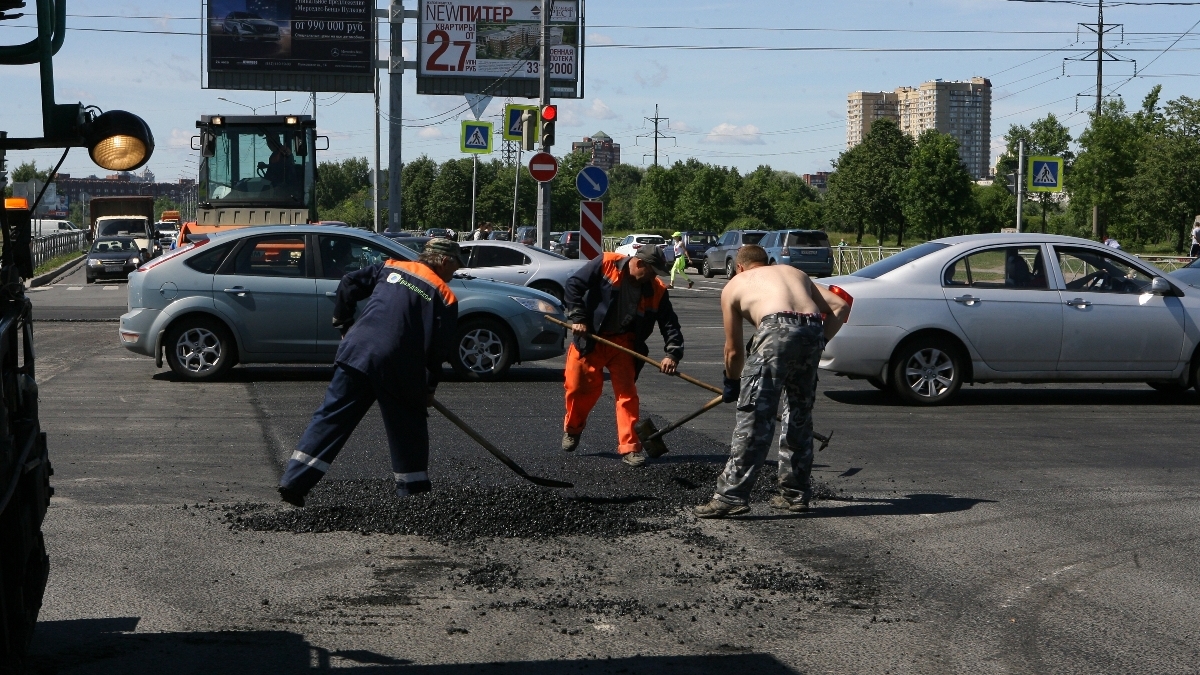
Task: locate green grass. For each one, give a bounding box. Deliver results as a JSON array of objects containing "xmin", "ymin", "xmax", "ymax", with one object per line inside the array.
[{"xmin": 33, "ymin": 250, "xmax": 85, "ymax": 277}]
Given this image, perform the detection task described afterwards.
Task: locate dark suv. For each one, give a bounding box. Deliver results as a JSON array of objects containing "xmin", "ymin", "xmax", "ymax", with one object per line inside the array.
[
  {"xmin": 703, "ymin": 230, "xmax": 768, "ymax": 278},
  {"xmin": 554, "ymin": 231, "xmax": 580, "ymax": 259},
  {"xmin": 760, "ymin": 229, "xmax": 834, "ymax": 278},
  {"xmin": 676, "ymin": 231, "xmax": 719, "ymax": 272}
]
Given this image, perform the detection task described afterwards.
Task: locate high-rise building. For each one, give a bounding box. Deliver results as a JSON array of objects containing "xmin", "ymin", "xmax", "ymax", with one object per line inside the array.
[
  {"xmin": 846, "ymin": 77, "xmax": 992, "ymax": 179},
  {"xmin": 571, "ymin": 131, "xmax": 621, "ymax": 171},
  {"xmin": 803, "ymin": 172, "xmax": 830, "ymax": 194}
]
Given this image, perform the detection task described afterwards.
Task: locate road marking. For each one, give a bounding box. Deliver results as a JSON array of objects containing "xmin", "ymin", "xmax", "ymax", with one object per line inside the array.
[
  {"xmin": 103, "ymin": 286, "xmax": 118, "ymax": 291},
  {"xmin": 67, "ymin": 287, "xmax": 82, "ymax": 291}
]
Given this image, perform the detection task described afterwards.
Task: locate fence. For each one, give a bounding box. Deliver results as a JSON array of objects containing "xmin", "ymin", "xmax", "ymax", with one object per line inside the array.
[
  {"xmin": 31, "ymin": 231, "xmax": 88, "ymax": 270},
  {"xmin": 832, "ymin": 246, "xmax": 906, "ymax": 276}
]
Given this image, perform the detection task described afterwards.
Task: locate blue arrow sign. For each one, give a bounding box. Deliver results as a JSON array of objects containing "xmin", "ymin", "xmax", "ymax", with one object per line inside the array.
[{"xmin": 576, "ymin": 165, "xmax": 609, "ymax": 200}]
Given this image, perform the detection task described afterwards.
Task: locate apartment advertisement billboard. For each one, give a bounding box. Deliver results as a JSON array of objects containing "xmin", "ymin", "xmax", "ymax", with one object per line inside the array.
[
  {"xmin": 417, "ymin": 0, "xmax": 582, "ymax": 98},
  {"xmin": 207, "ymin": 0, "xmax": 374, "ymax": 93}
]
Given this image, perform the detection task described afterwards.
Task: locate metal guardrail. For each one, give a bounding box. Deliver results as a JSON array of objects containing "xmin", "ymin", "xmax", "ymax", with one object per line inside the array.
[
  {"xmin": 1136, "ymin": 256, "xmax": 1195, "ymax": 273},
  {"xmin": 832, "ymin": 246, "xmax": 906, "ymax": 276},
  {"xmin": 603, "ymin": 236, "xmax": 619, "ymax": 252},
  {"xmin": 31, "ymin": 231, "xmax": 88, "ymax": 270}
]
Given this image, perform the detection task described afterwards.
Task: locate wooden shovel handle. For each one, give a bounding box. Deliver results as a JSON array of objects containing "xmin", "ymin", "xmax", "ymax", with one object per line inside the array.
[{"xmin": 545, "ymin": 315, "xmax": 723, "ymax": 395}]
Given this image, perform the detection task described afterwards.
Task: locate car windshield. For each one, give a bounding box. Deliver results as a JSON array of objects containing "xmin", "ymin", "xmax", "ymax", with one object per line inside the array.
[
  {"xmin": 1186, "ymin": 256, "xmax": 1200, "ymax": 269},
  {"xmin": 91, "ymin": 238, "xmax": 137, "ymax": 253},
  {"xmin": 852, "ymin": 242, "xmax": 950, "ymax": 279},
  {"xmin": 783, "ymin": 232, "xmax": 830, "ymax": 247},
  {"xmin": 636, "ymin": 236, "xmax": 664, "ymax": 245},
  {"xmin": 742, "ymin": 232, "xmax": 766, "ymax": 245},
  {"xmin": 97, "ymin": 219, "xmax": 148, "ymax": 237}
]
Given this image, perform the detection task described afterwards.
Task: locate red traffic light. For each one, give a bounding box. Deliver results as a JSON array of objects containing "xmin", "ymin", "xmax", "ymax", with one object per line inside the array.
[{"xmin": 540, "ymin": 105, "xmax": 558, "ymax": 122}]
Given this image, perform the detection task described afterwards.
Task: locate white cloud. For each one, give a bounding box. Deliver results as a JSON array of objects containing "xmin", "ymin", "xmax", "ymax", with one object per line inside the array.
[
  {"xmin": 585, "ymin": 99, "xmax": 618, "ymax": 120},
  {"xmin": 634, "ymin": 61, "xmax": 668, "ymax": 88},
  {"xmin": 168, "ymin": 128, "xmax": 193, "ymax": 149},
  {"xmin": 418, "ymin": 127, "xmax": 445, "ymax": 139},
  {"xmin": 587, "ymin": 32, "xmax": 614, "ymax": 45},
  {"xmin": 705, "ymin": 123, "xmax": 764, "ymax": 145},
  {"xmin": 669, "ymin": 120, "xmax": 696, "ymax": 133}
]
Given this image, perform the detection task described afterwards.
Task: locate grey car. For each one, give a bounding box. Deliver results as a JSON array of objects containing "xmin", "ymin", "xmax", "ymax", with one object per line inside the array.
[
  {"xmin": 458, "ymin": 240, "xmax": 587, "ymax": 302},
  {"xmin": 704, "ymin": 230, "xmax": 768, "ymax": 278},
  {"xmin": 760, "ymin": 229, "xmax": 834, "ymax": 277},
  {"xmin": 819, "ymin": 234, "xmax": 1197, "ymax": 405},
  {"xmin": 119, "ymin": 226, "xmax": 567, "ymax": 382}
]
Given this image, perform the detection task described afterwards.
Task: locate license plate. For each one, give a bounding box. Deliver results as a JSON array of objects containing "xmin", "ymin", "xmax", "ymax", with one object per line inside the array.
[
  {"xmin": 104, "ymin": 265, "xmax": 123, "ymax": 273},
  {"xmin": 800, "ymin": 249, "xmax": 820, "ymax": 256}
]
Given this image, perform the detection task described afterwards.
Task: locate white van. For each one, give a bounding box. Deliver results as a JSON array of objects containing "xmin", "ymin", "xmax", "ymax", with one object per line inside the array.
[{"xmin": 31, "ymin": 219, "xmax": 81, "ymax": 237}]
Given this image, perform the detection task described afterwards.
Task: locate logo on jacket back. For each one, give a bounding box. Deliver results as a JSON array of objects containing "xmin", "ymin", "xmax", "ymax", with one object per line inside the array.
[{"xmin": 387, "ymin": 271, "xmax": 432, "ymax": 301}]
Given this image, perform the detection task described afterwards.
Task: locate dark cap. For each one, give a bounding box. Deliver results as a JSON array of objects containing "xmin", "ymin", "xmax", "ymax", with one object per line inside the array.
[
  {"xmin": 425, "ymin": 237, "xmax": 461, "ymax": 259},
  {"xmin": 633, "ymin": 244, "xmax": 669, "ymax": 274}
]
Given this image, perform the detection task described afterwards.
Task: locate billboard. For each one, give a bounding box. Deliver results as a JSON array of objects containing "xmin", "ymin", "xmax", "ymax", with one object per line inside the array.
[
  {"xmin": 417, "ymin": 0, "xmax": 583, "ymax": 98},
  {"xmin": 206, "ymin": 0, "xmax": 374, "ymax": 93}
]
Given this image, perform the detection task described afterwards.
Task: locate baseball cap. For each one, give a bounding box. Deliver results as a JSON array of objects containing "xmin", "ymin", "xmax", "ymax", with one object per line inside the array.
[
  {"xmin": 425, "ymin": 237, "xmax": 461, "ymax": 259},
  {"xmin": 633, "ymin": 244, "xmax": 669, "ymax": 274}
]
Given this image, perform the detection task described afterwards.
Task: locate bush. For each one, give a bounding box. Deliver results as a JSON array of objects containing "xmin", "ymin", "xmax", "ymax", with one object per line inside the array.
[{"xmin": 723, "ymin": 216, "xmax": 767, "ymax": 232}]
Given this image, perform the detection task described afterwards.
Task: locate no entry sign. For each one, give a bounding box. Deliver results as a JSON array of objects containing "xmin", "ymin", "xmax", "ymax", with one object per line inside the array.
[
  {"xmin": 579, "ymin": 201, "xmax": 603, "ymax": 260},
  {"xmin": 528, "ymin": 152, "xmax": 559, "ymax": 182}
]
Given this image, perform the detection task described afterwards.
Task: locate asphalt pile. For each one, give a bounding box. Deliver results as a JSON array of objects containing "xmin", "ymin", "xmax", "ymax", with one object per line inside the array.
[{"xmin": 224, "ymin": 462, "xmax": 835, "ymax": 541}]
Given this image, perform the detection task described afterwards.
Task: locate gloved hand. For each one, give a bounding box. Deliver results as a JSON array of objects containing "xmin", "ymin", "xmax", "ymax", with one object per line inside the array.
[
  {"xmin": 722, "ymin": 371, "xmax": 740, "ymax": 403},
  {"xmin": 334, "ymin": 320, "xmax": 354, "ymax": 338}
]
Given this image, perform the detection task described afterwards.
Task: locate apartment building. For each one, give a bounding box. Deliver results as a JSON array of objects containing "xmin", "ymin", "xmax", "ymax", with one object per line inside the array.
[{"xmin": 847, "ymin": 77, "xmax": 992, "ymax": 179}]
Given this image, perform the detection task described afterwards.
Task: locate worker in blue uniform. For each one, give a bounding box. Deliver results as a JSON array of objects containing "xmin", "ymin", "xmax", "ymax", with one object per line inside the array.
[{"xmin": 278, "ymin": 239, "xmax": 461, "ymax": 506}]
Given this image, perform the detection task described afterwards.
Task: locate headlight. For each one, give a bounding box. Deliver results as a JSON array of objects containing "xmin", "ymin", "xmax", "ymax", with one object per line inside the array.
[
  {"xmin": 88, "ymin": 258, "xmax": 101, "ymax": 266},
  {"xmin": 130, "ymin": 257, "xmax": 140, "ymax": 266},
  {"xmin": 510, "ymin": 296, "xmax": 557, "ymax": 314}
]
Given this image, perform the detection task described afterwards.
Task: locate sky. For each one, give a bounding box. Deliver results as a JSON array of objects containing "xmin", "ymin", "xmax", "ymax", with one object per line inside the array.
[{"xmin": 3, "ymin": 0, "xmax": 1200, "ymax": 184}]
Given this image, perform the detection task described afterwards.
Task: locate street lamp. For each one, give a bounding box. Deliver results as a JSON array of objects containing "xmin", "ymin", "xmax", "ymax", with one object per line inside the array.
[{"xmin": 217, "ymin": 97, "xmax": 291, "ymax": 115}]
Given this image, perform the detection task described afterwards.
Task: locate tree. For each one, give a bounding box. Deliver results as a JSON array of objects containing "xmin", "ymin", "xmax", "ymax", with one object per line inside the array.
[
  {"xmin": 549, "ymin": 150, "xmax": 594, "ymax": 231},
  {"xmin": 602, "ymin": 164, "xmax": 642, "ymax": 232},
  {"xmin": 153, "ymin": 196, "xmax": 180, "ymax": 221},
  {"xmin": 424, "ymin": 158, "xmax": 473, "ymax": 230},
  {"xmin": 1068, "ymin": 100, "xmax": 1141, "ymax": 240},
  {"xmin": 902, "ymin": 130, "xmax": 974, "ymax": 240},
  {"xmin": 675, "ymin": 164, "xmax": 736, "ymax": 232},
  {"xmin": 315, "ymin": 157, "xmax": 370, "ymax": 212},
  {"xmin": 1128, "ymin": 94, "xmax": 1200, "ymax": 252},
  {"xmin": 634, "ymin": 164, "xmax": 680, "ymax": 230},
  {"xmin": 401, "ymin": 156, "xmax": 438, "ymax": 230},
  {"xmin": 826, "ymin": 119, "xmax": 912, "ymax": 244},
  {"xmin": 11, "ymin": 161, "xmax": 50, "ymax": 184},
  {"xmin": 971, "ymin": 181, "xmax": 1015, "ymax": 234}
]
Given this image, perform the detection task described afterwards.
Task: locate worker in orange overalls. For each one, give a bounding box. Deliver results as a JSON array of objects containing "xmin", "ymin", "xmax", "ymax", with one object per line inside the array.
[{"xmin": 561, "ymin": 246, "xmax": 685, "ymax": 467}]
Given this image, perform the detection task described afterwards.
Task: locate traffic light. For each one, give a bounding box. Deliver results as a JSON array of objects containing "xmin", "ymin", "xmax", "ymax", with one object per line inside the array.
[
  {"xmin": 520, "ymin": 110, "xmax": 536, "ymax": 151},
  {"xmin": 1005, "ymin": 172, "xmax": 1019, "ymax": 196},
  {"xmin": 540, "ymin": 105, "xmax": 557, "ymax": 148}
]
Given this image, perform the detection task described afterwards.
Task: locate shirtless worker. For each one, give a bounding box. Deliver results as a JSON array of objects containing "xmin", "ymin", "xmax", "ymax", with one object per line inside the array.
[{"xmin": 694, "ymin": 244, "xmax": 852, "ymax": 518}]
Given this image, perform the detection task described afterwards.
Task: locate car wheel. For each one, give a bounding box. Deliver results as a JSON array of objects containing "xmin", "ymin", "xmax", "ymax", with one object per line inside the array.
[
  {"xmin": 725, "ymin": 259, "xmax": 736, "ymax": 278},
  {"xmin": 702, "ymin": 259, "xmax": 714, "ymax": 278},
  {"xmin": 530, "ymin": 281, "xmax": 564, "ymax": 302},
  {"xmin": 165, "ymin": 316, "xmax": 237, "ymax": 381},
  {"xmin": 891, "ymin": 337, "xmax": 963, "ymax": 406},
  {"xmin": 451, "ymin": 318, "xmax": 513, "ymax": 382},
  {"xmin": 867, "ymin": 376, "xmax": 888, "ymax": 391}
]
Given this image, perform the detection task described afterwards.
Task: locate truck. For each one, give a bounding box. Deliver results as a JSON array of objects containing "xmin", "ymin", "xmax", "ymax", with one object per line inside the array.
[
  {"xmin": 89, "ymin": 195, "xmax": 159, "ymax": 259},
  {"xmin": 177, "ymin": 114, "xmax": 318, "ymax": 245}
]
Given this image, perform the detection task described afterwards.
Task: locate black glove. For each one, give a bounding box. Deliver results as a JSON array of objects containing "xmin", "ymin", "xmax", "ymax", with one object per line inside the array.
[
  {"xmin": 722, "ymin": 371, "xmax": 740, "ymax": 403},
  {"xmin": 334, "ymin": 319, "xmax": 353, "ymax": 337}
]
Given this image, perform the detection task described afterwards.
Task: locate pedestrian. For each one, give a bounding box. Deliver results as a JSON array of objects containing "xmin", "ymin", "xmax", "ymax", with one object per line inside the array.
[
  {"xmin": 694, "ymin": 244, "xmax": 851, "ymax": 518},
  {"xmin": 562, "ymin": 246, "xmax": 685, "ymax": 467},
  {"xmin": 277, "ymin": 239, "xmax": 461, "ymax": 506},
  {"xmin": 668, "ymin": 232, "xmax": 694, "ymax": 290},
  {"xmin": 1104, "ymin": 237, "xmax": 1121, "ymax": 250},
  {"xmin": 1190, "ymin": 219, "xmax": 1200, "ymax": 258}
]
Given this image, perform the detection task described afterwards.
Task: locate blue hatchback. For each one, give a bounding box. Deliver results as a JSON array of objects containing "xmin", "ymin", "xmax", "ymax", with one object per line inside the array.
[{"xmin": 119, "ymin": 225, "xmax": 567, "ymax": 381}]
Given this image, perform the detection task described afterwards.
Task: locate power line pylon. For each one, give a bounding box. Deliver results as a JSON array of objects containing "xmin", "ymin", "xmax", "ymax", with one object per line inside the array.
[{"xmin": 637, "ymin": 104, "xmax": 675, "ymax": 167}]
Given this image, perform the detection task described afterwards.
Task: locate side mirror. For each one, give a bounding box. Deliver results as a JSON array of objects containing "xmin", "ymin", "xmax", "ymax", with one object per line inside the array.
[
  {"xmin": 201, "ymin": 131, "xmax": 216, "ymax": 158},
  {"xmin": 1151, "ymin": 277, "xmax": 1172, "ymax": 295}
]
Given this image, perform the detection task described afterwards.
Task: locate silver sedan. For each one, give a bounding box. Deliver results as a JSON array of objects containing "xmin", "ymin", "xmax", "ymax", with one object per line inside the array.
[
  {"xmin": 457, "ymin": 240, "xmax": 587, "ymax": 301},
  {"xmin": 820, "ymin": 234, "xmax": 1197, "ymax": 405}
]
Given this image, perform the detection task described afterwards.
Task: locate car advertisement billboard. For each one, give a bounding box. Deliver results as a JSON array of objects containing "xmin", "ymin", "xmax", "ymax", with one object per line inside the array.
[
  {"xmin": 207, "ymin": 0, "xmax": 374, "ymax": 93},
  {"xmin": 416, "ymin": 0, "xmax": 583, "ymax": 98}
]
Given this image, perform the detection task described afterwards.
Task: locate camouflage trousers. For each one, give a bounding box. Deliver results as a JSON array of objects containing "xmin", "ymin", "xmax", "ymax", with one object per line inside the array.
[{"xmin": 714, "ymin": 315, "xmax": 824, "ymax": 506}]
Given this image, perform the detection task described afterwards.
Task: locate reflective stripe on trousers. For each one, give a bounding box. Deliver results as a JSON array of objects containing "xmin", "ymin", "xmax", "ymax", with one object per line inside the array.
[{"xmin": 715, "ymin": 321, "xmax": 824, "ymax": 505}]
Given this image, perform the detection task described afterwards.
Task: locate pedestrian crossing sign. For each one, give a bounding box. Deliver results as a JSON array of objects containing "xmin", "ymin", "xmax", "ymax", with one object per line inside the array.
[
  {"xmin": 461, "ymin": 121, "xmax": 494, "ymax": 154},
  {"xmin": 1027, "ymin": 156, "xmax": 1064, "ymax": 193},
  {"xmin": 503, "ymin": 104, "xmax": 538, "ymax": 142}
]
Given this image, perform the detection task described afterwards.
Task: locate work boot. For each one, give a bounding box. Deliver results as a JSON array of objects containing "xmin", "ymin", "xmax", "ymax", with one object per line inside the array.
[
  {"xmin": 769, "ymin": 494, "xmax": 809, "ymax": 513},
  {"xmin": 687, "ymin": 280, "xmax": 694, "ymax": 289},
  {"xmin": 693, "ymin": 499, "xmax": 750, "ymax": 519},
  {"xmin": 278, "ymin": 486, "xmax": 306, "ymax": 508},
  {"xmin": 562, "ymin": 432, "xmax": 581, "ymax": 453},
  {"xmin": 621, "ymin": 450, "xmax": 647, "ymax": 467}
]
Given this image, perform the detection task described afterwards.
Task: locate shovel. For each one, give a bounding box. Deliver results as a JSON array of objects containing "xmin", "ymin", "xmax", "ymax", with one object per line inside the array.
[
  {"xmin": 431, "ymin": 399, "xmax": 574, "ymax": 489},
  {"xmin": 635, "ymin": 394, "xmax": 725, "ymax": 458}
]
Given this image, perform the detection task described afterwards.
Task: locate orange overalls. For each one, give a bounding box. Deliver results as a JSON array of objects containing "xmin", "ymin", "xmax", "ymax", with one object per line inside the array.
[{"xmin": 564, "ymin": 333, "xmax": 642, "ymax": 455}]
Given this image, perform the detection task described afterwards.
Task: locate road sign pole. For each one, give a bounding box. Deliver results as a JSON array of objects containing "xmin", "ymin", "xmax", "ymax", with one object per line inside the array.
[
  {"xmin": 511, "ymin": 146, "xmax": 522, "ymax": 236},
  {"xmin": 471, "ymin": 154, "xmax": 478, "ymax": 235},
  {"xmin": 1016, "ymin": 139, "xmax": 1025, "ymax": 233},
  {"xmin": 386, "ymin": 1, "xmax": 404, "ymax": 233},
  {"xmin": 535, "ymin": 0, "xmax": 552, "ymax": 249}
]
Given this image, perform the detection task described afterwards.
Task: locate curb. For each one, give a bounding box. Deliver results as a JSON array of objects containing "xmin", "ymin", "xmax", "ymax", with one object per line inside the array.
[{"xmin": 27, "ymin": 254, "xmax": 86, "ymax": 289}]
